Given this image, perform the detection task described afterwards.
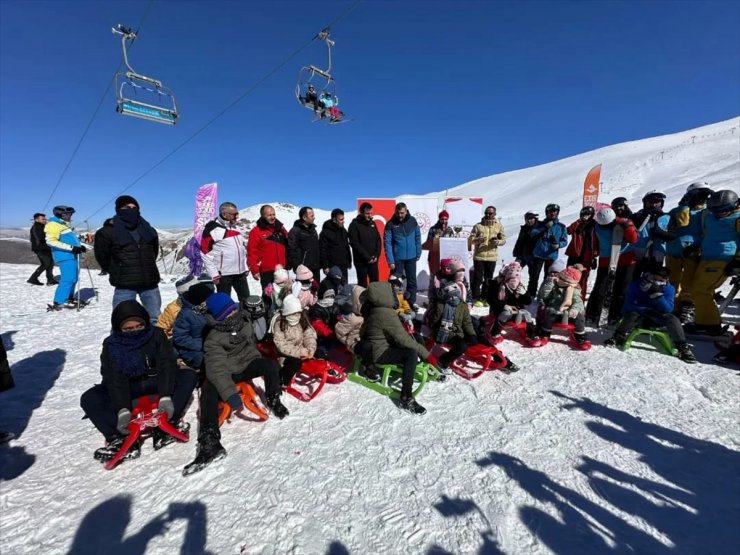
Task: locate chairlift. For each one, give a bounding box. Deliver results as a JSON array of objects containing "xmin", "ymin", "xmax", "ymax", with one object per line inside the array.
[{"xmin": 112, "ymin": 24, "xmax": 178, "ymax": 125}]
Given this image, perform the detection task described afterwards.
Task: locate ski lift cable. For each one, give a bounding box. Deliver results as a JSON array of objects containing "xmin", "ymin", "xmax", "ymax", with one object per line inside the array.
[
  {"xmin": 41, "ymin": 0, "xmax": 157, "ymax": 213},
  {"xmin": 82, "ymin": 0, "xmax": 363, "ymax": 224}
]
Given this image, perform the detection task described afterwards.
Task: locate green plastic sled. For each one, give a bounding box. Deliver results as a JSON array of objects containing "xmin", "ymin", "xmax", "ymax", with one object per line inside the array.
[
  {"xmin": 347, "ymin": 357, "xmax": 441, "ymax": 399},
  {"xmin": 623, "ymin": 327, "xmax": 677, "ymax": 356}
]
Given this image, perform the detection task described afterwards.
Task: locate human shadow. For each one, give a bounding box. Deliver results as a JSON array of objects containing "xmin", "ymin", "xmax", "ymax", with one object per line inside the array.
[
  {"xmin": 67, "ymin": 495, "xmax": 212, "ymax": 555},
  {"xmin": 427, "ymin": 494, "xmax": 505, "ymax": 555},
  {"xmin": 0, "ymin": 444, "xmax": 35, "ymax": 481},
  {"xmin": 1, "ymin": 330, "xmax": 18, "ymax": 351},
  {"xmin": 326, "ymin": 541, "xmax": 350, "ymax": 555}
]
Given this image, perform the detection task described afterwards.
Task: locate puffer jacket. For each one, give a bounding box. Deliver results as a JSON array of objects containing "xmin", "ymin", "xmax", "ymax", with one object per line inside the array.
[
  {"xmin": 201, "ymin": 217, "xmax": 248, "ymax": 278},
  {"xmin": 30, "ymin": 221, "xmax": 50, "ymax": 253},
  {"xmin": 594, "ymin": 219, "xmax": 639, "ymax": 267},
  {"xmin": 94, "ymin": 220, "xmax": 160, "ymax": 289},
  {"xmin": 272, "ymin": 319, "xmax": 318, "ymax": 364},
  {"xmin": 628, "ymin": 209, "xmax": 673, "ymax": 260},
  {"xmin": 45, "ymin": 216, "xmax": 81, "ymax": 263},
  {"xmin": 287, "ymin": 219, "xmax": 320, "ymax": 271},
  {"xmin": 565, "ymin": 218, "xmax": 597, "ymax": 266},
  {"xmin": 100, "ymin": 327, "xmax": 177, "ymax": 413},
  {"xmin": 512, "ymin": 224, "xmax": 537, "ymax": 259},
  {"xmin": 699, "ymin": 209, "xmax": 740, "ymax": 261},
  {"xmin": 347, "ymin": 215, "xmax": 381, "ymax": 264},
  {"xmin": 360, "ymin": 282, "xmax": 429, "ymax": 362},
  {"xmin": 155, "ymin": 298, "xmax": 182, "ymax": 339},
  {"xmin": 319, "ymin": 219, "xmax": 352, "ymax": 269},
  {"xmin": 203, "ymin": 310, "xmax": 261, "ymax": 402},
  {"xmin": 383, "ymin": 214, "xmax": 421, "ymax": 265},
  {"xmin": 172, "ymin": 297, "xmax": 208, "ymax": 369},
  {"xmin": 622, "ymin": 280, "xmax": 675, "ymax": 316},
  {"xmin": 335, "ymin": 286, "xmax": 365, "ymax": 352},
  {"xmin": 666, "ymin": 205, "xmax": 703, "ymax": 257},
  {"xmin": 537, "ymin": 278, "xmax": 585, "ymax": 314},
  {"xmin": 468, "ymin": 218, "xmax": 506, "ymax": 261},
  {"xmin": 247, "ymin": 217, "xmax": 288, "ymax": 275},
  {"xmin": 530, "ymin": 218, "xmax": 567, "ymax": 261}
]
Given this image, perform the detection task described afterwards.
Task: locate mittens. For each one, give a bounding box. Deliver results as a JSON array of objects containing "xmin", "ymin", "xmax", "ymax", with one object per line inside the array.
[
  {"xmin": 226, "ymin": 393, "xmax": 244, "ymax": 411},
  {"xmin": 158, "ymin": 396, "xmax": 174, "ymax": 419},
  {"xmin": 116, "ymin": 409, "xmax": 131, "ymax": 436}
]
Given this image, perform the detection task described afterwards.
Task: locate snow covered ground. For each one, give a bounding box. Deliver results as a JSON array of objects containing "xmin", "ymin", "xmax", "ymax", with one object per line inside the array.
[{"xmin": 1, "ymin": 262, "xmax": 738, "ymax": 555}]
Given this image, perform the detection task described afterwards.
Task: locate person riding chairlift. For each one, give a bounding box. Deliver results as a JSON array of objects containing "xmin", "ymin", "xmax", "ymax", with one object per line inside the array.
[{"xmin": 320, "ymin": 92, "xmax": 341, "ymax": 122}]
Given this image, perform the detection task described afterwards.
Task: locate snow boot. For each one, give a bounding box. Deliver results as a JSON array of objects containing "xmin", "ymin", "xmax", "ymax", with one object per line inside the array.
[
  {"xmin": 363, "ymin": 365, "xmax": 381, "ymax": 383},
  {"xmin": 266, "ymin": 394, "xmax": 289, "ymax": 419},
  {"xmin": 94, "ymin": 436, "xmax": 141, "ymax": 463},
  {"xmin": 47, "ymin": 277, "xmax": 59, "ymax": 285},
  {"xmin": 501, "ymin": 359, "xmax": 520, "ymax": 374},
  {"xmin": 675, "ymin": 342, "xmax": 697, "ymax": 364},
  {"xmin": 398, "ymin": 395, "xmax": 426, "ymax": 415},
  {"xmin": 152, "ymin": 421, "xmax": 191, "ymax": 450},
  {"xmin": 603, "ymin": 333, "xmax": 626, "ymax": 349},
  {"xmin": 182, "ymin": 427, "xmax": 226, "ymax": 477},
  {"xmin": 573, "ymin": 333, "xmax": 592, "ymax": 351},
  {"xmin": 525, "ymin": 323, "xmax": 544, "ymax": 347},
  {"xmin": 27, "ymin": 277, "xmax": 43, "ymax": 286}
]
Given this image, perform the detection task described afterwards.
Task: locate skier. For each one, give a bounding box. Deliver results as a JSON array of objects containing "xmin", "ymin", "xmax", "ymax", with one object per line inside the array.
[
  {"xmin": 664, "ymin": 182, "xmax": 713, "ymax": 323},
  {"xmin": 683, "ymin": 190, "xmax": 740, "ymax": 337},
  {"xmin": 468, "ymin": 206, "xmax": 506, "ymax": 303},
  {"xmin": 27, "ymin": 213, "xmax": 57, "ymax": 286},
  {"xmin": 536, "ymin": 266, "xmax": 591, "ymax": 349},
  {"xmin": 585, "ymin": 205, "xmax": 639, "ymax": 326},
  {"xmin": 629, "ymin": 191, "xmax": 674, "ymax": 277},
  {"xmin": 183, "ymin": 293, "xmax": 288, "ymax": 476},
  {"xmin": 271, "ymin": 295, "xmax": 318, "ymax": 386},
  {"xmin": 603, "ymin": 268, "xmax": 697, "ymax": 363},
  {"xmin": 80, "ymin": 301, "xmax": 197, "ymax": 463},
  {"xmin": 526, "ymin": 204, "xmax": 567, "ymax": 297},
  {"xmin": 485, "ymin": 261, "xmax": 542, "ymax": 346},
  {"xmin": 45, "ymin": 205, "xmax": 86, "ymax": 310},
  {"xmin": 565, "ymin": 206, "xmax": 597, "ymax": 300}
]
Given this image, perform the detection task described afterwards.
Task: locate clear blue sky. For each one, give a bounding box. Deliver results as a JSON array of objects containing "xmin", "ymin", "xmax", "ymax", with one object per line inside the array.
[{"xmin": 1, "ymin": 0, "xmax": 738, "ymax": 228}]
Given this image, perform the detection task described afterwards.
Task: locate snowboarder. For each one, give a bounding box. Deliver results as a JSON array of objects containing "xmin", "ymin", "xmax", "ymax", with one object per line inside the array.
[
  {"xmin": 45, "ymin": 205, "xmax": 86, "ymax": 310},
  {"xmin": 526, "ymin": 204, "xmax": 567, "ymax": 297},
  {"xmin": 27, "ymin": 212, "xmax": 57, "ymax": 286}
]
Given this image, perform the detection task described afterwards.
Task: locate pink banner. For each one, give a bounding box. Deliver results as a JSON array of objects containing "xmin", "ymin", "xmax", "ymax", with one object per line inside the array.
[{"xmin": 193, "ymin": 183, "xmax": 217, "ymax": 240}]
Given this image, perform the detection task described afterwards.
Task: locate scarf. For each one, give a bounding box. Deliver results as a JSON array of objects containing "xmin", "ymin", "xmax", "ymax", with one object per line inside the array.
[
  {"xmin": 113, "ymin": 208, "xmax": 158, "ymax": 246},
  {"xmin": 210, "ymin": 309, "xmax": 246, "ymax": 345},
  {"xmin": 436, "ymin": 284, "xmax": 461, "ymax": 343},
  {"xmin": 107, "ymin": 328, "xmax": 155, "ymax": 378}
]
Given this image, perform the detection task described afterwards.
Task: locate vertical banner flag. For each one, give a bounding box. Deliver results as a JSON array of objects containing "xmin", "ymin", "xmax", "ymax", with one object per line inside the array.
[
  {"xmin": 357, "ymin": 198, "xmax": 397, "ymax": 281},
  {"xmin": 582, "ymin": 165, "xmax": 601, "ymax": 208},
  {"xmin": 184, "ymin": 182, "xmax": 218, "ymax": 276}
]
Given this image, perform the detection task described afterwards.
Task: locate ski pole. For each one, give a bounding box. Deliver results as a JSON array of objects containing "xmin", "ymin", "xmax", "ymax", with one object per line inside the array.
[
  {"xmin": 76, "ymin": 254, "xmax": 82, "ymax": 312},
  {"xmin": 85, "ymin": 258, "xmax": 98, "ymax": 303}
]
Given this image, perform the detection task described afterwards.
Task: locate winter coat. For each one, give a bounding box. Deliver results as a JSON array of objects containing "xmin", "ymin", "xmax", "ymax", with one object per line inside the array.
[
  {"xmin": 486, "ymin": 276, "xmax": 533, "ymax": 316},
  {"xmin": 468, "ymin": 218, "xmax": 506, "ymax": 261},
  {"xmin": 699, "ymin": 209, "xmax": 740, "ymax": 261},
  {"xmin": 203, "ymin": 311, "xmax": 261, "ymax": 402},
  {"xmin": 308, "ymin": 299, "xmax": 338, "ymax": 329},
  {"xmin": 291, "ymin": 281, "xmax": 316, "ymax": 309},
  {"xmin": 319, "ymin": 220, "xmax": 352, "ymax": 269},
  {"xmin": 287, "ymin": 219, "xmax": 320, "ymax": 271},
  {"xmin": 100, "ymin": 328, "xmax": 177, "ymax": 413},
  {"xmin": 201, "ymin": 218, "xmax": 248, "ymax": 278},
  {"xmin": 666, "ymin": 205, "xmax": 703, "ymax": 257},
  {"xmin": 273, "ymin": 320, "xmax": 318, "ymax": 364},
  {"xmin": 30, "ymin": 221, "xmax": 50, "ymax": 253},
  {"xmin": 360, "ymin": 282, "xmax": 429, "ymax": 362},
  {"xmin": 565, "ymin": 218, "xmax": 597, "ymax": 266},
  {"xmin": 512, "ymin": 224, "xmax": 537, "ymax": 259},
  {"xmin": 348, "ymin": 215, "xmax": 381, "ymax": 265},
  {"xmin": 155, "ymin": 298, "xmax": 182, "ymax": 339},
  {"xmin": 383, "ymin": 214, "xmax": 422, "ymax": 265},
  {"xmin": 537, "ymin": 278, "xmax": 585, "ymax": 314},
  {"xmin": 594, "ymin": 219, "xmax": 639, "ymax": 267},
  {"xmin": 247, "ymin": 217, "xmax": 288, "ymax": 275},
  {"xmin": 423, "ymin": 224, "xmax": 455, "ymax": 274},
  {"xmin": 428, "ymin": 299, "xmax": 476, "ymax": 340},
  {"xmin": 45, "ymin": 216, "xmax": 81, "ymax": 264},
  {"xmin": 335, "ymin": 286, "xmax": 365, "ymax": 352},
  {"xmin": 94, "ymin": 218, "xmax": 160, "ymax": 289},
  {"xmin": 318, "ymin": 276, "xmax": 343, "ymax": 300},
  {"xmin": 628, "ymin": 209, "xmax": 673, "ymax": 260},
  {"xmin": 530, "ymin": 218, "xmax": 567, "ymax": 261},
  {"xmin": 172, "ymin": 297, "xmax": 208, "ymax": 369},
  {"xmin": 622, "ymin": 280, "xmax": 675, "ymax": 317}
]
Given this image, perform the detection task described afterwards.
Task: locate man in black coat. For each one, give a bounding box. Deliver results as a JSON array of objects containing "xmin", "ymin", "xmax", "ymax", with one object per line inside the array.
[
  {"xmin": 319, "ymin": 208, "xmax": 352, "ymax": 283},
  {"xmin": 27, "ymin": 212, "xmax": 57, "ymax": 286},
  {"xmin": 95, "ymin": 195, "xmax": 162, "ymax": 322},
  {"xmin": 287, "ymin": 206, "xmax": 320, "ymax": 279},
  {"xmin": 348, "ymin": 202, "xmax": 381, "ymax": 286}
]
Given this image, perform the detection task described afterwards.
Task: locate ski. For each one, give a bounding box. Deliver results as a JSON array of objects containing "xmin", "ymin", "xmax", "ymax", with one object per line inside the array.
[
  {"xmin": 599, "ymin": 224, "xmax": 625, "ymax": 327},
  {"xmin": 718, "ymin": 276, "xmax": 740, "ymax": 315}
]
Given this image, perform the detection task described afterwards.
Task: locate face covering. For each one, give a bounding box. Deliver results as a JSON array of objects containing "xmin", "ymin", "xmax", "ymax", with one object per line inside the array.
[
  {"xmin": 116, "ymin": 207, "xmax": 140, "ymax": 228},
  {"xmin": 286, "ymin": 313, "xmax": 301, "ymax": 326},
  {"xmin": 300, "ymin": 280, "xmax": 311, "ymax": 290},
  {"xmin": 454, "ymin": 271, "xmax": 464, "ymax": 283}
]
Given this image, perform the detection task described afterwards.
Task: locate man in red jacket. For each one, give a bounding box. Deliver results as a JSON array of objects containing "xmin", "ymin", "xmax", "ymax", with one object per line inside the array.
[
  {"xmin": 565, "ymin": 206, "xmax": 597, "ymax": 300},
  {"xmin": 247, "ymin": 205, "xmax": 288, "ymax": 305}
]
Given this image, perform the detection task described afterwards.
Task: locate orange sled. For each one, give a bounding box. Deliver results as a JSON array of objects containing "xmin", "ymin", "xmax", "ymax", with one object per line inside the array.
[{"xmin": 218, "ymin": 381, "xmax": 269, "ymax": 426}]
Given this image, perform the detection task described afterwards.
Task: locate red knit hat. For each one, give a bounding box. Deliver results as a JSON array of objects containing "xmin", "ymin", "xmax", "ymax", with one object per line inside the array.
[
  {"xmin": 557, "ymin": 267, "xmax": 582, "ymax": 286},
  {"xmin": 439, "ymin": 210, "xmax": 449, "ymax": 219}
]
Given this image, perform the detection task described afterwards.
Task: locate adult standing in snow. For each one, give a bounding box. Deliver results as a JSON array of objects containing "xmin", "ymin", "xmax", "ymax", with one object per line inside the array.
[
  {"xmin": 95, "ymin": 196, "xmax": 161, "ymax": 322},
  {"xmin": 247, "ymin": 205, "xmax": 289, "ymax": 307},
  {"xmin": 423, "ymin": 210, "xmax": 455, "ymax": 277},
  {"xmin": 27, "ymin": 212, "xmax": 57, "ymax": 286},
  {"xmin": 513, "ymin": 211, "xmax": 539, "ymax": 272},
  {"xmin": 629, "ymin": 191, "xmax": 673, "ymax": 277},
  {"xmin": 348, "ymin": 202, "xmax": 381, "ymax": 287},
  {"xmin": 287, "ymin": 206, "xmax": 320, "ymax": 279},
  {"xmin": 93, "ymin": 218, "xmax": 113, "ymax": 275},
  {"xmin": 384, "ymin": 202, "xmax": 422, "ymax": 308},
  {"xmin": 45, "ymin": 205, "xmax": 85, "ymax": 310},
  {"xmin": 526, "ymin": 204, "xmax": 567, "ymax": 297},
  {"xmin": 201, "ymin": 202, "xmax": 250, "ymax": 304},
  {"xmin": 565, "ymin": 206, "xmax": 597, "ymax": 300},
  {"xmin": 468, "ymin": 206, "xmax": 506, "ymax": 302},
  {"xmin": 319, "ymin": 208, "xmax": 352, "ymax": 283}
]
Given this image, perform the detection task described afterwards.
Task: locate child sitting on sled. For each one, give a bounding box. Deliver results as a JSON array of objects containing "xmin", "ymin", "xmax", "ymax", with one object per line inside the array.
[
  {"xmin": 292, "ymin": 264, "xmax": 317, "ymax": 309},
  {"xmin": 271, "ymin": 295, "xmax": 318, "ymax": 386},
  {"xmin": 265, "ymin": 265, "xmax": 292, "ymax": 316},
  {"xmin": 335, "ymin": 285, "xmax": 365, "ymax": 353},
  {"xmin": 172, "ymin": 282, "xmax": 214, "ymax": 372},
  {"xmin": 80, "ymin": 300, "xmax": 198, "ymax": 463},
  {"xmin": 485, "ymin": 261, "xmax": 542, "ymax": 345},
  {"xmin": 536, "ymin": 265, "xmax": 590, "ymax": 348},
  {"xmin": 156, "ymin": 273, "xmax": 213, "ymax": 339}
]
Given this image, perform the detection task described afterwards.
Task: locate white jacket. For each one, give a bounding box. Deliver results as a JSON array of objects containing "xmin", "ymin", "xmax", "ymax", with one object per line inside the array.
[{"xmin": 202, "ymin": 218, "xmax": 248, "ymax": 278}]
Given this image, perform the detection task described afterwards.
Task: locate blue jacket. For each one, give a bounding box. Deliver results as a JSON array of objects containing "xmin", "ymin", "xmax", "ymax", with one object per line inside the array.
[
  {"xmin": 530, "ymin": 219, "xmax": 567, "ymax": 261},
  {"xmin": 666, "ymin": 205, "xmax": 703, "ymax": 257},
  {"xmin": 623, "ymin": 280, "xmax": 675, "ymax": 317},
  {"xmin": 699, "ymin": 209, "xmax": 740, "ymax": 261},
  {"xmin": 172, "ymin": 297, "xmax": 207, "ymax": 369},
  {"xmin": 44, "ymin": 216, "xmax": 81, "ymax": 263},
  {"xmin": 629, "ymin": 210, "xmax": 671, "ymax": 258},
  {"xmin": 384, "ymin": 214, "xmax": 422, "ymax": 265}
]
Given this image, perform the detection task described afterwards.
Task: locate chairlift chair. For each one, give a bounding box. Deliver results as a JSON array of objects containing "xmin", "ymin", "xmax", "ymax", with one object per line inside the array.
[
  {"xmin": 295, "ymin": 28, "xmax": 348, "ymax": 123},
  {"xmin": 112, "ymin": 24, "xmax": 179, "ymax": 125}
]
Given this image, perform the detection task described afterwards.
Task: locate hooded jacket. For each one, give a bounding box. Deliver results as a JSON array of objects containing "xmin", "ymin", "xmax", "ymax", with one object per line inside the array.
[
  {"xmin": 201, "ymin": 217, "xmax": 248, "ymax": 278},
  {"xmin": 347, "ymin": 215, "xmax": 381, "ymax": 265},
  {"xmin": 383, "ymin": 214, "xmax": 421, "ymax": 265},
  {"xmin": 335, "ymin": 285, "xmax": 365, "ymax": 352},
  {"xmin": 94, "ymin": 213, "xmax": 160, "ymax": 289},
  {"xmin": 172, "ymin": 297, "xmax": 208, "ymax": 369},
  {"xmin": 273, "ymin": 319, "xmax": 318, "ymax": 364},
  {"xmin": 319, "ymin": 219, "xmax": 352, "ymax": 269},
  {"xmin": 360, "ymin": 282, "xmax": 429, "ymax": 362},
  {"xmin": 530, "ymin": 218, "xmax": 568, "ymax": 261},
  {"xmin": 468, "ymin": 218, "xmax": 507, "ymax": 261},
  {"xmin": 287, "ymin": 219, "xmax": 320, "ymax": 271},
  {"xmin": 565, "ymin": 218, "xmax": 597, "ymax": 265},
  {"xmin": 247, "ymin": 217, "xmax": 288, "ymax": 275}
]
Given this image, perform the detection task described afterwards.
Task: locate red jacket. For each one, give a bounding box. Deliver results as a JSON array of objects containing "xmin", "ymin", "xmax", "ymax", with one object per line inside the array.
[
  {"xmin": 565, "ymin": 218, "xmax": 597, "ymax": 266},
  {"xmin": 247, "ymin": 218, "xmax": 288, "ymax": 275},
  {"xmin": 595, "ymin": 217, "xmax": 639, "ymax": 268}
]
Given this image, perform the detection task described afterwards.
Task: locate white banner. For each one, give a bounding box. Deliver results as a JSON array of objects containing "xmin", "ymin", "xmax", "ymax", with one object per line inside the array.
[
  {"xmin": 443, "ymin": 197, "xmax": 484, "ymax": 237},
  {"xmin": 439, "ymin": 237, "xmax": 473, "ymax": 283}
]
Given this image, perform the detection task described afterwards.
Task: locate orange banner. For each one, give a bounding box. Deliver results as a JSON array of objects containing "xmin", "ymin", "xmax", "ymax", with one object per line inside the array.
[
  {"xmin": 582, "ymin": 164, "xmax": 601, "ymax": 207},
  {"xmin": 357, "ymin": 198, "xmax": 397, "ymax": 281}
]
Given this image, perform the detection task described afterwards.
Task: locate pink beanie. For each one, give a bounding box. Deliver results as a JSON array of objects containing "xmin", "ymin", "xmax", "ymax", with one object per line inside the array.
[
  {"xmin": 295, "ymin": 264, "xmax": 313, "ymax": 281},
  {"xmin": 558, "ymin": 267, "xmax": 582, "ymax": 286}
]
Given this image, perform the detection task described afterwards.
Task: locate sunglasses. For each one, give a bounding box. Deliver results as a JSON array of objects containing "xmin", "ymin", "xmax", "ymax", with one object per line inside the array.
[{"xmin": 485, "ymin": 212, "xmax": 495, "ymax": 216}]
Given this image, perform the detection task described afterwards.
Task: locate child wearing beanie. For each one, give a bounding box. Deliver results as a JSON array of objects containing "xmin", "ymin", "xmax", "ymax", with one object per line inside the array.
[
  {"xmin": 171, "ymin": 282, "xmax": 215, "ymax": 372},
  {"xmin": 271, "ymin": 294, "xmax": 318, "ymax": 386},
  {"xmin": 266, "ymin": 265, "xmax": 292, "ymax": 314},
  {"xmin": 157, "ymin": 273, "xmax": 213, "ymax": 338},
  {"xmin": 536, "ymin": 266, "xmax": 590, "ymax": 348},
  {"xmin": 485, "ymin": 260, "xmax": 541, "ymax": 345},
  {"xmin": 292, "ymin": 264, "xmax": 317, "ymax": 309}
]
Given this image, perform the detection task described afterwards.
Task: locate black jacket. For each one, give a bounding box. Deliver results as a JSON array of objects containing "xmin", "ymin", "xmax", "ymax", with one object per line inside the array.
[
  {"xmin": 100, "ymin": 328, "xmax": 177, "ymax": 412},
  {"xmin": 347, "ymin": 215, "xmax": 381, "ymax": 265},
  {"xmin": 513, "ymin": 224, "xmax": 537, "ymax": 259},
  {"xmin": 287, "ymin": 219, "xmax": 320, "ymax": 271},
  {"xmin": 486, "ymin": 276, "xmax": 533, "ymax": 315},
  {"xmin": 30, "ymin": 221, "xmax": 50, "ymax": 253},
  {"xmin": 94, "ymin": 220, "xmax": 160, "ymax": 289},
  {"xmin": 319, "ymin": 220, "xmax": 352, "ymax": 269}
]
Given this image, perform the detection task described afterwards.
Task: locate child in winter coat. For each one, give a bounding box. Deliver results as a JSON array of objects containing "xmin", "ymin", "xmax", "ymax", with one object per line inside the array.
[
  {"xmin": 486, "ymin": 261, "xmax": 539, "ymax": 343},
  {"xmin": 80, "ymin": 300, "xmax": 198, "ymax": 463},
  {"xmin": 537, "ymin": 266, "xmax": 589, "ymax": 347},
  {"xmin": 266, "ymin": 265, "xmax": 292, "ymax": 315},
  {"xmin": 318, "ymin": 265, "xmax": 344, "ymax": 300},
  {"xmin": 158, "ymin": 273, "xmax": 213, "ymax": 339},
  {"xmin": 172, "ymin": 283, "xmax": 214, "ymax": 371},
  {"xmin": 335, "ymin": 286, "xmax": 366, "ymax": 353},
  {"xmin": 389, "ymin": 274, "xmax": 413, "ymax": 319},
  {"xmin": 183, "ymin": 293, "xmax": 288, "ymax": 476},
  {"xmin": 604, "ymin": 268, "xmax": 697, "ymax": 363},
  {"xmin": 309, "ymin": 288, "xmax": 338, "ymax": 337},
  {"xmin": 272, "ymin": 295, "xmax": 318, "ymax": 385},
  {"xmin": 292, "ymin": 264, "xmax": 317, "ymax": 309},
  {"xmin": 428, "ymin": 277, "xmax": 479, "ymax": 373}
]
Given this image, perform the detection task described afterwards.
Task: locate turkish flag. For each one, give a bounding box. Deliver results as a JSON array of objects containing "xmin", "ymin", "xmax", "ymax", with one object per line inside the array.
[{"xmin": 357, "ymin": 199, "xmax": 397, "ymax": 281}]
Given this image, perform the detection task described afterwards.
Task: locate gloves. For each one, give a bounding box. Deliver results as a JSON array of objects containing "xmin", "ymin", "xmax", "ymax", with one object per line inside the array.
[
  {"xmin": 158, "ymin": 396, "xmax": 174, "ymax": 419},
  {"xmin": 465, "ymin": 334, "xmax": 478, "ymax": 345},
  {"xmin": 725, "ymin": 258, "xmax": 740, "ymax": 276},
  {"xmin": 549, "ymin": 242, "xmax": 559, "ymax": 250},
  {"xmin": 544, "ymin": 220, "xmax": 554, "ymax": 228},
  {"xmin": 71, "ymin": 245, "xmax": 87, "ymax": 255},
  {"xmin": 226, "ymin": 393, "xmax": 244, "ymax": 411},
  {"xmin": 116, "ymin": 409, "xmax": 131, "ymax": 436}
]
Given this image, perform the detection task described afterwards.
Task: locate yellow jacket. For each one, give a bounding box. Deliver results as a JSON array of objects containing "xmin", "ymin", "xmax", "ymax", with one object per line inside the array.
[
  {"xmin": 155, "ymin": 298, "xmax": 181, "ymax": 339},
  {"xmin": 468, "ymin": 218, "xmax": 506, "ymax": 261}
]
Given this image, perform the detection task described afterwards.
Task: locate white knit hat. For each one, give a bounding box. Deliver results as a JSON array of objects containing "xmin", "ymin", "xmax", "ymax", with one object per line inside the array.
[{"xmin": 281, "ymin": 294, "xmax": 302, "ymax": 316}]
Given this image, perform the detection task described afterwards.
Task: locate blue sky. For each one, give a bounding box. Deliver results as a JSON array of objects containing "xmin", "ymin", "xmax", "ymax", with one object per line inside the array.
[{"xmin": 1, "ymin": 0, "xmax": 738, "ymax": 228}]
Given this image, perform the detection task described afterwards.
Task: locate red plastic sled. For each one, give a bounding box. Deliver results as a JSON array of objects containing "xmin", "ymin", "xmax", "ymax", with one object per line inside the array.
[
  {"xmin": 545, "ymin": 322, "xmax": 592, "ymax": 350},
  {"xmin": 105, "ymin": 394, "xmax": 190, "ymax": 470},
  {"xmin": 428, "ymin": 342, "xmax": 508, "ymax": 379}
]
